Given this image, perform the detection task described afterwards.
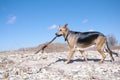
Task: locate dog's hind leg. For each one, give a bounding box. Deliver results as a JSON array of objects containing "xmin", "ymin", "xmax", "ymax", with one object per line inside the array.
[
  {"xmin": 79, "ymin": 50, "xmax": 88, "ymax": 62},
  {"xmin": 96, "ymin": 37, "xmax": 106, "ymax": 63},
  {"xmin": 65, "ymin": 49, "xmax": 75, "ymax": 64},
  {"xmin": 105, "ymin": 42, "xmax": 115, "ymax": 62},
  {"xmin": 97, "ymin": 48, "xmax": 106, "ymax": 63}
]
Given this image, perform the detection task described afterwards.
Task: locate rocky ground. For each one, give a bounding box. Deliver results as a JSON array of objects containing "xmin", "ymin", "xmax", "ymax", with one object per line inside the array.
[{"xmin": 0, "ymin": 50, "xmax": 120, "ymax": 80}]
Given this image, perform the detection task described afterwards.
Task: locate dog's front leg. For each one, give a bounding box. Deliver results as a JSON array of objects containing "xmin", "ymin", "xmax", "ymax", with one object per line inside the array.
[
  {"xmin": 79, "ymin": 50, "xmax": 88, "ymax": 62},
  {"xmin": 65, "ymin": 49, "xmax": 75, "ymax": 64}
]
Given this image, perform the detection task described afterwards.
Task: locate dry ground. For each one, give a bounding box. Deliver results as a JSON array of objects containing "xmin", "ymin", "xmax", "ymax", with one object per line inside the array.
[
  {"xmin": 0, "ymin": 49, "xmax": 120, "ymax": 80},
  {"xmin": 0, "ymin": 43, "xmax": 120, "ymax": 80}
]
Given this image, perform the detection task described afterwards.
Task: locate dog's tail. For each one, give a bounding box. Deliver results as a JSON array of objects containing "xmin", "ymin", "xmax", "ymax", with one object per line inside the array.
[{"xmin": 105, "ymin": 41, "xmax": 118, "ymax": 57}]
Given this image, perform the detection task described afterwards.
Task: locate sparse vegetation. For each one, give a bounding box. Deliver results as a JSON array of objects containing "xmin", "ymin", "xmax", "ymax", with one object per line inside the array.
[{"xmin": 107, "ymin": 34, "xmax": 118, "ymax": 46}]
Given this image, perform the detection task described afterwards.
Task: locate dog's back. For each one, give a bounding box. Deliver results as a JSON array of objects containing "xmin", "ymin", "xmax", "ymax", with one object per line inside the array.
[{"xmin": 75, "ymin": 31, "xmax": 105, "ymax": 46}]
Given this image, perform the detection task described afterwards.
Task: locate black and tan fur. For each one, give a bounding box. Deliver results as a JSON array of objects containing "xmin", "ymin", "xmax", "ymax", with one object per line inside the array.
[{"xmin": 56, "ymin": 24, "xmax": 118, "ymax": 64}]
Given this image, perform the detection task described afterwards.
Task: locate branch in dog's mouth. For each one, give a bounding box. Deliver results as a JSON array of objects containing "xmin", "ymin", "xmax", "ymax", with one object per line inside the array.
[{"xmin": 35, "ymin": 35, "xmax": 59, "ymax": 54}]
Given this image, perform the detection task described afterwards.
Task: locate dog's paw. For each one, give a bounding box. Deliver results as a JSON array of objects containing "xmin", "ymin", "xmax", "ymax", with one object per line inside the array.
[
  {"xmin": 65, "ymin": 61, "xmax": 69, "ymax": 64},
  {"xmin": 99, "ymin": 60, "xmax": 104, "ymax": 64}
]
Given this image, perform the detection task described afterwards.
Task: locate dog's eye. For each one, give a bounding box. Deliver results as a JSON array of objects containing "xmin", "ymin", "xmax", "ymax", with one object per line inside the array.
[{"xmin": 59, "ymin": 29, "xmax": 62, "ymax": 31}]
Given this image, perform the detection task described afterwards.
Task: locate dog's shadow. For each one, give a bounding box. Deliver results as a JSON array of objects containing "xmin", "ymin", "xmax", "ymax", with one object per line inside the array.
[{"xmin": 55, "ymin": 58, "xmax": 107, "ymax": 63}]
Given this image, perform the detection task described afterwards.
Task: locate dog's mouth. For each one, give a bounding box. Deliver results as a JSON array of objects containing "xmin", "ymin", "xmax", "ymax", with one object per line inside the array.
[{"xmin": 55, "ymin": 33, "xmax": 62, "ymax": 37}]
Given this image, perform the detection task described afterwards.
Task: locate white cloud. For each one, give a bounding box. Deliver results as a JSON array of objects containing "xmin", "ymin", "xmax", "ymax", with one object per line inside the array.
[
  {"xmin": 7, "ymin": 15, "xmax": 16, "ymax": 24},
  {"xmin": 82, "ymin": 19, "xmax": 88, "ymax": 24},
  {"xmin": 88, "ymin": 29, "xmax": 94, "ymax": 31},
  {"xmin": 48, "ymin": 24, "xmax": 57, "ymax": 30}
]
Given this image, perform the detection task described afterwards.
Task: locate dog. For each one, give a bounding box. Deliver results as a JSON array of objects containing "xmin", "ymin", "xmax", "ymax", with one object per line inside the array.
[{"xmin": 55, "ymin": 24, "xmax": 118, "ymax": 64}]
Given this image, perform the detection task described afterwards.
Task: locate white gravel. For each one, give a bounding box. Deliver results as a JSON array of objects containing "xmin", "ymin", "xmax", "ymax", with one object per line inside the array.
[{"xmin": 0, "ymin": 50, "xmax": 120, "ymax": 80}]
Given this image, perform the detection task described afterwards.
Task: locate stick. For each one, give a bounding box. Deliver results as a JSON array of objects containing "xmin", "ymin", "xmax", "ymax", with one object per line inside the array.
[{"xmin": 35, "ymin": 35, "xmax": 58, "ymax": 54}]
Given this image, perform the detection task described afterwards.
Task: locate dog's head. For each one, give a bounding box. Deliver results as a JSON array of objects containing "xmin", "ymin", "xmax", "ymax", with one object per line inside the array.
[{"xmin": 55, "ymin": 24, "xmax": 69, "ymax": 37}]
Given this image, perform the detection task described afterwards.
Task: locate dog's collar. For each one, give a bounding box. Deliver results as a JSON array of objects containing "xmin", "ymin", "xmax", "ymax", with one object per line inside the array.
[{"xmin": 65, "ymin": 31, "xmax": 70, "ymax": 41}]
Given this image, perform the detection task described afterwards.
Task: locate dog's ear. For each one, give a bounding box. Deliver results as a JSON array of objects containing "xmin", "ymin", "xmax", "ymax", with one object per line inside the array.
[
  {"xmin": 65, "ymin": 24, "xmax": 68, "ymax": 27},
  {"xmin": 64, "ymin": 24, "xmax": 68, "ymax": 28}
]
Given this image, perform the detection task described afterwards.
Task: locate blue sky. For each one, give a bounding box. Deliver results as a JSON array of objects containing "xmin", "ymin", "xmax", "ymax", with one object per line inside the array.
[{"xmin": 0, "ymin": 0, "xmax": 120, "ymax": 51}]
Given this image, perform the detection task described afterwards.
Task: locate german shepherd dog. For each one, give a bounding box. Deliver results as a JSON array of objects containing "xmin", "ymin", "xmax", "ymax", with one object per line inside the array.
[{"xmin": 56, "ymin": 24, "xmax": 118, "ymax": 64}]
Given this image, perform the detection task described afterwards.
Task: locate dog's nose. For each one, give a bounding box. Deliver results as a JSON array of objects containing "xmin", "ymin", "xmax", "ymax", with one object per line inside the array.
[{"xmin": 55, "ymin": 33, "xmax": 61, "ymax": 37}]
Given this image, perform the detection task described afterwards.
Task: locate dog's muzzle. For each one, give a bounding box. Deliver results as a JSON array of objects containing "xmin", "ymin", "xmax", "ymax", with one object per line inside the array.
[{"xmin": 55, "ymin": 33, "xmax": 62, "ymax": 37}]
